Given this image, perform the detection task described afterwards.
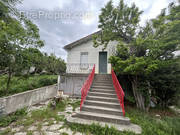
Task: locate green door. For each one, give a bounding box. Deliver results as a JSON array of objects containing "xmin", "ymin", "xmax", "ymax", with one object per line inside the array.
[{"xmin": 99, "ymin": 52, "xmax": 107, "ymax": 74}]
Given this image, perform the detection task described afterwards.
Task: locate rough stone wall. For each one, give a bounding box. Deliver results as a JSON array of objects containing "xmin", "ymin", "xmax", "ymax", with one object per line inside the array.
[{"xmin": 0, "ymin": 84, "xmax": 57, "ymax": 115}]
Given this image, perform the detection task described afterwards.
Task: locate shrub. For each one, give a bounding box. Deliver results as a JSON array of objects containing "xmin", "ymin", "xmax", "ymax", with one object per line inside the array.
[{"xmin": 0, "ymin": 75, "xmax": 57, "ymax": 97}]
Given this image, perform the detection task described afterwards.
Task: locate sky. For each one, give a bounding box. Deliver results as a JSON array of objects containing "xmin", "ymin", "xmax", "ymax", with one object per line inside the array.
[{"xmin": 16, "ymin": 0, "xmax": 174, "ymax": 60}]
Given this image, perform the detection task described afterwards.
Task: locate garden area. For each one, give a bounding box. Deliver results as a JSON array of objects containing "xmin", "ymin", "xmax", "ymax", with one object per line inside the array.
[
  {"xmin": 0, "ymin": 97, "xmax": 179, "ymax": 135},
  {"xmin": 0, "ymin": 0, "xmax": 180, "ymax": 135},
  {"xmin": 0, "ymin": 75, "xmax": 58, "ymax": 97}
]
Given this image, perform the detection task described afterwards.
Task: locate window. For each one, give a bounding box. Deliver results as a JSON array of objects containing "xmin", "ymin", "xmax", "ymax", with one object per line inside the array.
[{"xmin": 80, "ymin": 52, "xmax": 88, "ymax": 69}]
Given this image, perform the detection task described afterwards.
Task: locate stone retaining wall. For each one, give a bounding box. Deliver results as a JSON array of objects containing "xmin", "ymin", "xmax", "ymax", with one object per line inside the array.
[{"xmin": 0, "ymin": 84, "xmax": 57, "ymax": 115}]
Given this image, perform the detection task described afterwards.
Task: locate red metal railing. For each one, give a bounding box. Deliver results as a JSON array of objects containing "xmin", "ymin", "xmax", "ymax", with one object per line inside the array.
[
  {"xmin": 80, "ymin": 65, "xmax": 95, "ymax": 110},
  {"xmin": 111, "ymin": 68, "xmax": 125, "ymax": 116}
]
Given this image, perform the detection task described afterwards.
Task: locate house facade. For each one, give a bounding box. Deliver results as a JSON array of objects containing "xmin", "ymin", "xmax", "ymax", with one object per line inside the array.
[
  {"xmin": 59, "ymin": 31, "xmax": 117, "ymax": 96},
  {"xmin": 64, "ymin": 31, "xmax": 117, "ymax": 74}
]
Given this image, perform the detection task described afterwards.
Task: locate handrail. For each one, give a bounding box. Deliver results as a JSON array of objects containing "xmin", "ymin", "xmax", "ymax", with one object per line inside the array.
[
  {"xmin": 111, "ymin": 68, "xmax": 125, "ymax": 116},
  {"xmin": 80, "ymin": 65, "xmax": 95, "ymax": 110}
]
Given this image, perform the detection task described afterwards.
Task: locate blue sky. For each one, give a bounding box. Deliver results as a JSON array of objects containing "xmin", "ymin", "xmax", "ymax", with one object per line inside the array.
[{"xmin": 16, "ymin": 0, "xmax": 174, "ymax": 60}]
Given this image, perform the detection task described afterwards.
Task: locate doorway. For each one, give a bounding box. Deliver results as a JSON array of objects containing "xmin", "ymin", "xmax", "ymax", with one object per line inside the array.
[{"xmin": 99, "ymin": 52, "xmax": 107, "ymax": 74}]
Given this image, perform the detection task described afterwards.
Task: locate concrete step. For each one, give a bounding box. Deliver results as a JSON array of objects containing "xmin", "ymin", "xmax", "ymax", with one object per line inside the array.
[
  {"xmin": 90, "ymin": 89, "xmax": 116, "ymax": 94},
  {"xmin": 67, "ymin": 117, "xmax": 142, "ymax": 134},
  {"xmin": 86, "ymin": 96, "xmax": 119, "ymax": 103},
  {"xmin": 81, "ymin": 105, "xmax": 123, "ymax": 116},
  {"xmin": 88, "ymin": 92, "xmax": 117, "ymax": 98},
  {"xmin": 84, "ymin": 100, "xmax": 120, "ymax": 109},
  {"xmin": 92, "ymin": 83, "xmax": 113, "ymax": 87},
  {"xmin": 73, "ymin": 111, "xmax": 130, "ymax": 125},
  {"xmin": 91, "ymin": 86, "xmax": 114, "ymax": 90},
  {"xmin": 94, "ymin": 80, "xmax": 112, "ymax": 83}
]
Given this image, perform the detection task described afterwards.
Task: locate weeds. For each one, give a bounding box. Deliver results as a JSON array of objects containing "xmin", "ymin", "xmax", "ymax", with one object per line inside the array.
[
  {"xmin": 1, "ymin": 99, "xmax": 179, "ymax": 135},
  {"xmin": 69, "ymin": 100, "xmax": 81, "ymax": 111},
  {"xmin": 0, "ymin": 108, "xmax": 27, "ymax": 127},
  {"xmin": 56, "ymin": 100, "xmax": 68, "ymax": 112},
  {"xmin": 61, "ymin": 132, "xmax": 69, "ymax": 135},
  {"xmin": 62, "ymin": 105, "xmax": 180, "ymax": 135},
  {"xmin": 30, "ymin": 100, "xmax": 67, "ymax": 123},
  {"xmin": 64, "ymin": 121, "xmax": 135, "ymax": 135},
  {"xmin": 126, "ymin": 106, "xmax": 180, "ymax": 135},
  {"xmin": 27, "ymin": 131, "xmax": 33, "ymax": 135},
  {"xmin": 0, "ymin": 128, "xmax": 11, "ymax": 135}
]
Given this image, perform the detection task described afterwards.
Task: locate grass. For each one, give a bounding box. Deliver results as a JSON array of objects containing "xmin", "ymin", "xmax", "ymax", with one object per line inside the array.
[
  {"xmin": 0, "ymin": 74, "xmax": 57, "ymax": 97},
  {"xmin": 126, "ymin": 106, "xmax": 180, "ymax": 135},
  {"xmin": 1, "ymin": 98, "xmax": 179, "ymax": 135},
  {"xmin": 19, "ymin": 100, "xmax": 67, "ymax": 127},
  {"xmin": 63, "ymin": 105, "xmax": 180, "ymax": 135},
  {"xmin": 0, "ymin": 108, "xmax": 27, "ymax": 127},
  {"xmin": 30, "ymin": 108, "xmax": 65, "ymax": 122},
  {"xmin": 0, "ymin": 128, "xmax": 11, "ymax": 135},
  {"xmin": 0, "ymin": 99, "xmax": 68, "ymax": 129},
  {"xmin": 69, "ymin": 100, "xmax": 81, "ymax": 111},
  {"xmin": 64, "ymin": 122, "xmax": 135, "ymax": 135},
  {"xmin": 61, "ymin": 132, "xmax": 69, "ymax": 135},
  {"xmin": 27, "ymin": 131, "xmax": 33, "ymax": 135}
]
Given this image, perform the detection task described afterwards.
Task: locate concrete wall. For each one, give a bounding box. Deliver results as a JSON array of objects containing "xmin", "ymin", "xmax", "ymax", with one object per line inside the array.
[
  {"xmin": 67, "ymin": 40, "xmax": 117, "ymax": 74},
  {"xmin": 59, "ymin": 73, "xmax": 89, "ymax": 96},
  {"xmin": 0, "ymin": 84, "xmax": 57, "ymax": 115}
]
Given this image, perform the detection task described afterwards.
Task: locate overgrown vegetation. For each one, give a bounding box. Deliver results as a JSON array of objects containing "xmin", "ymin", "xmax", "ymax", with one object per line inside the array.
[
  {"xmin": 1, "ymin": 98, "xmax": 180, "ymax": 135},
  {"xmin": 64, "ymin": 106, "xmax": 180, "ymax": 135},
  {"xmin": 0, "ymin": 99, "xmax": 68, "ymax": 128},
  {"xmin": 126, "ymin": 106, "xmax": 180, "ymax": 135},
  {"xmin": 69, "ymin": 100, "xmax": 81, "ymax": 111},
  {"xmin": 0, "ymin": 108, "xmax": 27, "ymax": 127},
  {"xmin": 0, "ymin": 0, "xmax": 66, "ymax": 95},
  {"xmin": 0, "ymin": 75, "xmax": 57, "ymax": 97},
  {"xmin": 94, "ymin": 0, "xmax": 180, "ymax": 111}
]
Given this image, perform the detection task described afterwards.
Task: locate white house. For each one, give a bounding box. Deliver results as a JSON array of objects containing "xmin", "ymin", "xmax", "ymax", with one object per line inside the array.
[
  {"xmin": 64, "ymin": 31, "xmax": 117, "ymax": 74},
  {"xmin": 60, "ymin": 31, "xmax": 117, "ymax": 96}
]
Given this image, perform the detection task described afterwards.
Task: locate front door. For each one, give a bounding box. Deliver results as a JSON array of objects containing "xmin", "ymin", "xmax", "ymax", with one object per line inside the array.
[{"xmin": 99, "ymin": 52, "xmax": 107, "ymax": 74}]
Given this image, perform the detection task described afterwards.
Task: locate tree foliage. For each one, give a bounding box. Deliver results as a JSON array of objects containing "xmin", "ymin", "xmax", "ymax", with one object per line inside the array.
[
  {"xmin": 93, "ymin": 0, "xmax": 142, "ymax": 49},
  {"xmin": 0, "ymin": 0, "xmax": 66, "ymax": 92},
  {"xmin": 43, "ymin": 53, "xmax": 66, "ymax": 75},
  {"xmin": 0, "ymin": 0, "xmax": 44, "ymax": 91},
  {"xmin": 95, "ymin": 0, "xmax": 180, "ymax": 110}
]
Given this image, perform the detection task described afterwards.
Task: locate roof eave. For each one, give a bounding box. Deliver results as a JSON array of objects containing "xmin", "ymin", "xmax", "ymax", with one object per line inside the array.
[{"xmin": 63, "ymin": 31, "xmax": 101, "ymax": 50}]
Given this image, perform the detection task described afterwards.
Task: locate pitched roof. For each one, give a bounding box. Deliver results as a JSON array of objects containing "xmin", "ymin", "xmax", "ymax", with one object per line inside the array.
[{"xmin": 63, "ymin": 31, "xmax": 101, "ymax": 50}]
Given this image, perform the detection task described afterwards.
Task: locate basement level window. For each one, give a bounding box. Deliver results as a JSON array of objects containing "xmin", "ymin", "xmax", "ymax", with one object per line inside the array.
[{"xmin": 80, "ymin": 52, "xmax": 88, "ymax": 69}]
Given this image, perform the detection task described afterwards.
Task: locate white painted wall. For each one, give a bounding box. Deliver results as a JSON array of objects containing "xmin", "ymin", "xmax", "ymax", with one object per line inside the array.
[{"xmin": 66, "ymin": 39, "xmax": 117, "ymax": 74}]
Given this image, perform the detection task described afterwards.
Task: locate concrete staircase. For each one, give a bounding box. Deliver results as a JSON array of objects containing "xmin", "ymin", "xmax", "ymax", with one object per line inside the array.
[{"xmin": 72, "ymin": 74, "xmax": 130, "ymax": 125}]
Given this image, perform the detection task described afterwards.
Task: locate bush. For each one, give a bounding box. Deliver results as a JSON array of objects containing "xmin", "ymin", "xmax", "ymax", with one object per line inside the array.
[
  {"xmin": 0, "ymin": 75, "xmax": 57, "ymax": 97},
  {"xmin": 39, "ymin": 77, "xmax": 55, "ymax": 86}
]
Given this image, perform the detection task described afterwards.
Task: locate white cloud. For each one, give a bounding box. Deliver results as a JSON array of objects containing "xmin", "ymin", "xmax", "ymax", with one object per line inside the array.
[
  {"xmin": 125, "ymin": 0, "xmax": 173, "ymax": 26},
  {"xmin": 16, "ymin": 0, "xmax": 173, "ymax": 59},
  {"xmin": 126, "ymin": 0, "xmax": 151, "ymax": 10},
  {"xmin": 17, "ymin": 0, "xmax": 72, "ymax": 10},
  {"xmin": 82, "ymin": 11, "xmax": 96, "ymax": 25}
]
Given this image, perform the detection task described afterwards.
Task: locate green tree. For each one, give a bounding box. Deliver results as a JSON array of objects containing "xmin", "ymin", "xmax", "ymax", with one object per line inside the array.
[
  {"xmin": 44, "ymin": 53, "xmax": 66, "ymax": 75},
  {"xmin": 21, "ymin": 48, "xmax": 44, "ymax": 74},
  {"xmin": 93, "ymin": 0, "xmax": 142, "ymax": 49},
  {"xmin": 94, "ymin": 0, "xmax": 180, "ymax": 111},
  {"xmin": 0, "ymin": 0, "xmax": 44, "ymax": 91}
]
